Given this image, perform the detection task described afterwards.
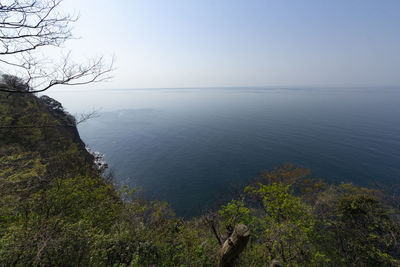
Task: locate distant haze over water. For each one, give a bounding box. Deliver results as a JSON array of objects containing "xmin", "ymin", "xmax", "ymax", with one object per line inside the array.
[{"xmin": 47, "ymin": 87, "xmax": 400, "ymax": 216}]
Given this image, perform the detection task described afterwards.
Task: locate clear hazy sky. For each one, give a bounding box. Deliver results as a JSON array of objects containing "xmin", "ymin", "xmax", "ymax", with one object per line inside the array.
[{"xmin": 61, "ymin": 0, "xmax": 400, "ymax": 89}]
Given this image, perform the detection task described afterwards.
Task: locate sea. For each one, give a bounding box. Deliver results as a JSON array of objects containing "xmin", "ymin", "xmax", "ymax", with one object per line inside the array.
[{"xmin": 46, "ymin": 87, "xmax": 400, "ymax": 217}]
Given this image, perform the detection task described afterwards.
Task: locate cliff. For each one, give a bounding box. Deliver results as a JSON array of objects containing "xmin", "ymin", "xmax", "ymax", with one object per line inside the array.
[{"xmin": 0, "ymin": 91, "xmax": 95, "ymax": 177}]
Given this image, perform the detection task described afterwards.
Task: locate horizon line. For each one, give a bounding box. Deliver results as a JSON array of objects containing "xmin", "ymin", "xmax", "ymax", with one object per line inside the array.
[{"xmin": 48, "ymin": 84, "xmax": 400, "ymax": 92}]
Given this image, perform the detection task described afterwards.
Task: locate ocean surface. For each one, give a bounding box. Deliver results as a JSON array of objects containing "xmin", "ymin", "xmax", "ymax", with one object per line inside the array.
[{"xmin": 47, "ymin": 87, "xmax": 400, "ymax": 217}]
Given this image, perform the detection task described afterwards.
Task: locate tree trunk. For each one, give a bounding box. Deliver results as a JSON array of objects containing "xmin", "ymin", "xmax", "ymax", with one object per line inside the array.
[{"xmin": 217, "ymin": 224, "xmax": 250, "ymax": 267}]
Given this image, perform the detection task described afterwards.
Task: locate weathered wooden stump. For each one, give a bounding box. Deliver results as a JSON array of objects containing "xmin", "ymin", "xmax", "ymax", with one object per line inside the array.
[
  {"xmin": 217, "ymin": 224, "xmax": 250, "ymax": 267},
  {"xmin": 270, "ymin": 259, "xmax": 282, "ymax": 267}
]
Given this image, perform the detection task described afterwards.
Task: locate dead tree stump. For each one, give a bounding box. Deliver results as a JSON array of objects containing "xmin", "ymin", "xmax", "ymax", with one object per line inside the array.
[{"xmin": 217, "ymin": 224, "xmax": 250, "ymax": 267}]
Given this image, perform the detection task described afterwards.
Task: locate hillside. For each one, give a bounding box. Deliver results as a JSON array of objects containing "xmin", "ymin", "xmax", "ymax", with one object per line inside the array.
[
  {"xmin": 0, "ymin": 91, "xmax": 399, "ymax": 266},
  {"xmin": 0, "ymin": 90, "xmax": 93, "ymax": 167}
]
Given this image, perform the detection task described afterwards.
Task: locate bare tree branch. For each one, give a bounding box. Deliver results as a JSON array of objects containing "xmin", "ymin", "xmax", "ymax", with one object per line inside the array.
[
  {"xmin": 0, "ymin": 0, "xmax": 75, "ymax": 55},
  {"xmin": 204, "ymin": 213, "xmax": 223, "ymax": 246},
  {"xmin": 75, "ymin": 110, "xmax": 99, "ymax": 125},
  {"xmin": 0, "ymin": 0, "xmax": 113, "ymax": 93}
]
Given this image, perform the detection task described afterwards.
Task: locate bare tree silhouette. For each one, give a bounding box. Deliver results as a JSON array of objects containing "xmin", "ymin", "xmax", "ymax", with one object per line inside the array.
[{"xmin": 0, "ymin": 0, "xmax": 113, "ymax": 93}]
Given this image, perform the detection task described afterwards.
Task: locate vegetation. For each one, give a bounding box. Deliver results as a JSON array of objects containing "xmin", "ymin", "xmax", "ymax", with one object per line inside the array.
[{"xmin": 1, "ymin": 91, "xmax": 399, "ymax": 266}]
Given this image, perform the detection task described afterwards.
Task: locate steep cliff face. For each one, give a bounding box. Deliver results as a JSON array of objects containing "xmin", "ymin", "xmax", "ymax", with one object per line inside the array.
[
  {"xmin": 0, "ymin": 91, "xmax": 95, "ymax": 178},
  {"xmin": 0, "ymin": 90, "xmax": 126, "ymax": 266}
]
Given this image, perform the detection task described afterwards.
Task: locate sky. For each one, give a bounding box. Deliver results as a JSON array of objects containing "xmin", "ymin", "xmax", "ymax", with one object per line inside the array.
[{"xmin": 59, "ymin": 0, "xmax": 400, "ymax": 89}]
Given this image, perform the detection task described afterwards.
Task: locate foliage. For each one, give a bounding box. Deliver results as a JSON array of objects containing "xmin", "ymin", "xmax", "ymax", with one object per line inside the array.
[{"xmin": 217, "ymin": 166, "xmax": 400, "ymax": 266}]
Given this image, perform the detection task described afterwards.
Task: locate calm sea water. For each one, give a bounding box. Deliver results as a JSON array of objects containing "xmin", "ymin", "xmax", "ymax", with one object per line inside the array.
[{"xmin": 47, "ymin": 87, "xmax": 400, "ymax": 217}]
